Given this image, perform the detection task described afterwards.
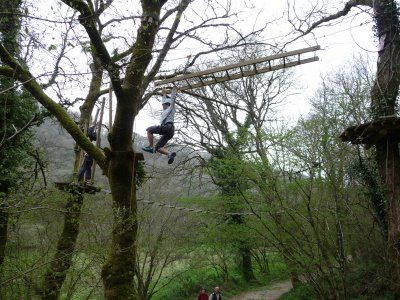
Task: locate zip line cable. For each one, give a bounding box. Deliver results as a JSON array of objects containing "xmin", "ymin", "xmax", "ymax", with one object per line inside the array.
[{"xmin": 100, "ymin": 187, "xmax": 254, "ymax": 215}]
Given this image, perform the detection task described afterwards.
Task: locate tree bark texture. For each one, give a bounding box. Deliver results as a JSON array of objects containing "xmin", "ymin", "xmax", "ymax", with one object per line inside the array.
[
  {"xmin": 376, "ymin": 142, "xmax": 400, "ymax": 295},
  {"xmin": 371, "ymin": 0, "xmax": 400, "ymax": 295},
  {"xmin": 240, "ymin": 245, "xmax": 256, "ymax": 282},
  {"xmin": 101, "ymin": 3, "xmax": 164, "ymax": 298},
  {"xmin": 230, "ymin": 213, "xmax": 255, "ymax": 282},
  {"xmin": 42, "ymin": 190, "xmax": 84, "ymax": 299}
]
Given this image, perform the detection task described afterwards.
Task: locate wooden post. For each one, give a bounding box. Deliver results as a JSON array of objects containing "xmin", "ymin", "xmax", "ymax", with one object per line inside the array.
[
  {"xmin": 109, "ymin": 83, "xmax": 113, "ymax": 134},
  {"xmin": 75, "ymin": 120, "xmax": 91, "ymax": 182},
  {"xmin": 91, "ymin": 97, "xmax": 106, "ymax": 184}
]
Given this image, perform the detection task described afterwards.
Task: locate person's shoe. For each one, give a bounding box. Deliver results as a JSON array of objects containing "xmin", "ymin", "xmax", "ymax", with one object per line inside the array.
[
  {"xmin": 142, "ymin": 146, "xmax": 154, "ymax": 154},
  {"xmin": 168, "ymin": 152, "xmax": 176, "ymax": 164}
]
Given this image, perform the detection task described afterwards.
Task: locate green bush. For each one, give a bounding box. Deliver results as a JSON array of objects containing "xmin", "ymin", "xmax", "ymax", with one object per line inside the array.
[
  {"xmin": 279, "ymin": 284, "xmax": 315, "ymax": 300},
  {"xmin": 153, "ymin": 252, "xmax": 288, "ymax": 300}
]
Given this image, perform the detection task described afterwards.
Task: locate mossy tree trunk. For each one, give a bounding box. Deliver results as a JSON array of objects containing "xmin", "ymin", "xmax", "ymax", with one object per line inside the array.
[
  {"xmin": 230, "ymin": 214, "xmax": 255, "ymax": 282},
  {"xmin": 101, "ymin": 96, "xmax": 138, "ymax": 298},
  {"xmin": 370, "ymin": 0, "xmax": 400, "ymax": 295},
  {"xmin": 42, "ymin": 48, "xmax": 103, "ymax": 298},
  {"xmin": 92, "ymin": 1, "xmax": 166, "ymax": 298},
  {"xmin": 240, "ymin": 244, "xmax": 256, "ymax": 282},
  {"xmin": 42, "ymin": 190, "xmax": 84, "ymax": 299}
]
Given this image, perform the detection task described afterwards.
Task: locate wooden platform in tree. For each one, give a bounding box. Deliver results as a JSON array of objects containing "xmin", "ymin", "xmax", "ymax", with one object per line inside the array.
[
  {"xmin": 55, "ymin": 182, "xmax": 101, "ymax": 194},
  {"xmin": 340, "ymin": 116, "xmax": 400, "ymax": 145},
  {"xmin": 155, "ymin": 45, "xmax": 320, "ymax": 90}
]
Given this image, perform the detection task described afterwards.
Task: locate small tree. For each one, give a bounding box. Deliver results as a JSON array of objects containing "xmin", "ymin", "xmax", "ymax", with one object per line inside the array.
[{"xmin": 177, "ymin": 46, "xmax": 295, "ymax": 282}]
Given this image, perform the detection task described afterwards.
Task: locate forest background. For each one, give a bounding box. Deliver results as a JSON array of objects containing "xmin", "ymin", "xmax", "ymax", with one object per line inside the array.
[{"xmin": 0, "ymin": 0, "xmax": 399, "ymax": 299}]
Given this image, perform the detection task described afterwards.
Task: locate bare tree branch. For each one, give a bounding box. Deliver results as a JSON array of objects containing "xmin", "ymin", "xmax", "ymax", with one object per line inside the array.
[{"xmin": 0, "ymin": 43, "xmax": 107, "ymax": 170}]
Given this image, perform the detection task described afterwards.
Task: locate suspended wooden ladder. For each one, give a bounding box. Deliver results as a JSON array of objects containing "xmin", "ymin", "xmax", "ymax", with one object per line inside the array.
[{"xmin": 154, "ymin": 45, "xmax": 321, "ymax": 90}]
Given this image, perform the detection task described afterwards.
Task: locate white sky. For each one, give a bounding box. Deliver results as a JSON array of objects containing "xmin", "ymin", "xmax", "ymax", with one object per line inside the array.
[{"xmin": 136, "ymin": 0, "xmax": 377, "ymax": 133}]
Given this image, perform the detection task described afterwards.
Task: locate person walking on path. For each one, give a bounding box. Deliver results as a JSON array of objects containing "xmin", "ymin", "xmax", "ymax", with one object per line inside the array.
[
  {"xmin": 197, "ymin": 288, "xmax": 208, "ymax": 300},
  {"xmin": 210, "ymin": 286, "xmax": 222, "ymax": 300},
  {"xmin": 142, "ymin": 87, "xmax": 178, "ymax": 164}
]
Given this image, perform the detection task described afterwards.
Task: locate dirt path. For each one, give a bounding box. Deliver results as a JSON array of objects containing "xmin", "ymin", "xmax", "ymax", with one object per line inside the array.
[{"xmin": 228, "ymin": 280, "xmax": 292, "ymax": 300}]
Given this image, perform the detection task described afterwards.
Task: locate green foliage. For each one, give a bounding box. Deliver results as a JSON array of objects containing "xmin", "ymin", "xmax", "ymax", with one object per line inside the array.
[
  {"xmin": 153, "ymin": 252, "xmax": 288, "ymax": 300},
  {"xmin": 279, "ymin": 284, "xmax": 316, "ymax": 300},
  {"xmin": 136, "ymin": 161, "xmax": 146, "ymax": 187},
  {"xmin": 0, "ymin": 0, "xmax": 42, "ymax": 194},
  {"xmin": 0, "ymin": 188, "xmax": 110, "ymax": 299},
  {"xmin": 348, "ymin": 155, "xmax": 387, "ymax": 236},
  {"xmin": 0, "ymin": 87, "xmax": 40, "ymax": 193}
]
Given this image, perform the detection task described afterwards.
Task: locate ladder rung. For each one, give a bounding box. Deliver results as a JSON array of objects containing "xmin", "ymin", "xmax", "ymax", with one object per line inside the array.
[
  {"xmin": 154, "ymin": 45, "xmax": 321, "ymax": 87},
  {"xmin": 253, "ymin": 64, "xmax": 258, "ymax": 74},
  {"xmin": 185, "ymin": 79, "xmax": 192, "ymax": 88},
  {"xmin": 211, "ymin": 72, "xmax": 218, "ymax": 83},
  {"xmin": 177, "ymin": 56, "xmax": 318, "ymax": 91}
]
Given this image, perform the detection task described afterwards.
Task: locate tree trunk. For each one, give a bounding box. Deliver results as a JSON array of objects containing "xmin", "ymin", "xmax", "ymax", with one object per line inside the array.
[
  {"xmin": 371, "ymin": 1, "xmax": 400, "ymax": 295},
  {"xmin": 386, "ymin": 144, "xmax": 400, "ymax": 296},
  {"xmin": 42, "ymin": 190, "xmax": 84, "ymax": 299},
  {"xmin": 0, "ymin": 202, "xmax": 8, "ymax": 269},
  {"xmin": 240, "ymin": 245, "xmax": 256, "ymax": 282},
  {"xmin": 100, "ymin": 2, "xmax": 165, "ymax": 296},
  {"xmin": 101, "ymin": 98, "xmax": 138, "ymax": 299},
  {"xmin": 282, "ymin": 250, "xmax": 301, "ymax": 289},
  {"xmin": 273, "ymin": 213, "xmax": 301, "ymax": 288},
  {"xmin": 229, "ymin": 213, "xmax": 256, "ymax": 282},
  {"xmin": 42, "ymin": 43, "xmax": 103, "ymax": 298},
  {"xmin": 376, "ymin": 142, "xmax": 400, "ymax": 295}
]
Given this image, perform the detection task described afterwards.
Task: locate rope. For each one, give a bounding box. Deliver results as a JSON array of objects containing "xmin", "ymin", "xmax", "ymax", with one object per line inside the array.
[{"xmin": 100, "ymin": 188, "xmax": 254, "ymax": 216}]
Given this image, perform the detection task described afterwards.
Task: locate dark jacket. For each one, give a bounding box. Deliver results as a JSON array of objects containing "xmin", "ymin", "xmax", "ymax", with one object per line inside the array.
[
  {"xmin": 87, "ymin": 126, "xmax": 97, "ymax": 141},
  {"xmin": 210, "ymin": 292, "xmax": 222, "ymax": 300}
]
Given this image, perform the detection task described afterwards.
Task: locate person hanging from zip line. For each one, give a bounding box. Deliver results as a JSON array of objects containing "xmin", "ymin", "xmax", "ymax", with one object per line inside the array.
[{"xmin": 142, "ymin": 86, "xmax": 178, "ymax": 164}]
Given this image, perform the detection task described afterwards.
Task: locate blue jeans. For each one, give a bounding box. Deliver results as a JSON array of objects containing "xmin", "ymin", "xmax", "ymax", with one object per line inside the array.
[{"xmin": 77, "ymin": 154, "xmax": 93, "ymax": 181}]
